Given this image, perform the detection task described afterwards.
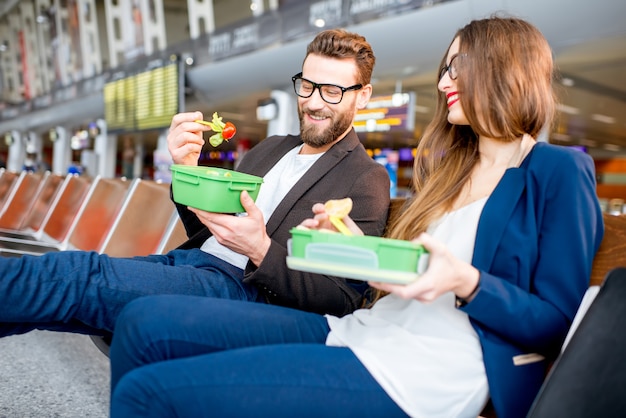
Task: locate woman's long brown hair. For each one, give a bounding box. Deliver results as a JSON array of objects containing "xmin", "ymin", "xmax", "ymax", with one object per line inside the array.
[{"xmin": 370, "ymin": 16, "xmax": 557, "ymax": 304}]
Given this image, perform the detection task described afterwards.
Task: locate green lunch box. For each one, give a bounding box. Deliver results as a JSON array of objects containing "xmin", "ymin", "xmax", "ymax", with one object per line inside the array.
[
  {"xmin": 170, "ymin": 165, "xmax": 263, "ymax": 213},
  {"xmin": 287, "ymin": 228, "xmax": 429, "ymax": 284}
]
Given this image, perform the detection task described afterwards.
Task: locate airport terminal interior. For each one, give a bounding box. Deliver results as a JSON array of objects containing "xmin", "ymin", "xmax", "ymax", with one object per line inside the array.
[
  {"xmin": 0, "ymin": 0, "xmax": 625, "ymax": 416},
  {"xmin": 0, "ymin": 0, "xmax": 624, "ymax": 204}
]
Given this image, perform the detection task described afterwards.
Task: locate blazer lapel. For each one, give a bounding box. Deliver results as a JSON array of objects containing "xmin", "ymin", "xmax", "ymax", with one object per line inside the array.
[
  {"xmin": 472, "ymin": 168, "xmax": 526, "ymax": 271},
  {"xmin": 264, "ymin": 130, "xmax": 361, "ymax": 236}
]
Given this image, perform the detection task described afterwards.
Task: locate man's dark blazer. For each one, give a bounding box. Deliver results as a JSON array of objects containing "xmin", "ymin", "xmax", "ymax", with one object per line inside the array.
[{"xmin": 175, "ymin": 128, "xmax": 390, "ymax": 316}]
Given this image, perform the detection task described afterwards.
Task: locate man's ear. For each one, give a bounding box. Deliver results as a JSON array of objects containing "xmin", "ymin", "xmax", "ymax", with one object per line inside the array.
[{"xmin": 356, "ymin": 84, "xmax": 373, "ymax": 110}]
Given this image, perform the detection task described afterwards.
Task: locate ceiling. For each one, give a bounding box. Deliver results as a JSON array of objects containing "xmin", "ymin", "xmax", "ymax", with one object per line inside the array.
[
  {"xmin": 183, "ymin": 0, "xmax": 626, "ymax": 159},
  {"xmin": 0, "ymin": 0, "xmax": 624, "ymax": 160}
]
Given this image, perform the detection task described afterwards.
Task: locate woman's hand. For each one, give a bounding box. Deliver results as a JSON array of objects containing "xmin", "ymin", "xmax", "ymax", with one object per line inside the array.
[
  {"xmin": 299, "ymin": 202, "xmax": 364, "ymax": 236},
  {"xmin": 369, "ymin": 232, "xmax": 480, "ymax": 303},
  {"xmin": 167, "ymin": 112, "xmax": 210, "ymax": 166}
]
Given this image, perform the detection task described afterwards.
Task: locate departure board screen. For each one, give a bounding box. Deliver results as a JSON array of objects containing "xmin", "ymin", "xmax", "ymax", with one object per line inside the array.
[
  {"xmin": 353, "ymin": 93, "xmax": 416, "ymax": 133},
  {"xmin": 104, "ymin": 56, "xmax": 181, "ymax": 133}
]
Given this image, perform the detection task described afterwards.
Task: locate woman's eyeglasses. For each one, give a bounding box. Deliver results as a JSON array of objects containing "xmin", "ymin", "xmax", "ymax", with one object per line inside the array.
[{"xmin": 439, "ymin": 54, "xmax": 464, "ymax": 81}]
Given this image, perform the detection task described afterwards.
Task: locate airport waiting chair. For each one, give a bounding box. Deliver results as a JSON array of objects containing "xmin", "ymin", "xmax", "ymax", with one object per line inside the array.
[
  {"xmin": 0, "ymin": 169, "xmax": 19, "ymax": 210},
  {"xmin": 38, "ymin": 175, "xmax": 94, "ymax": 245},
  {"xmin": 527, "ymin": 267, "xmax": 626, "ymax": 417},
  {"xmin": 0, "ymin": 171, "xmax": 46, "ymax": 230},
  {"xmin": 155, "ymin": 213, "xmax": 188, "ymax": 255},
  {"xmin": 90, "ymin": 180, "xmax": 186, "ymax": 356},
  {"xmin": 98, "ymin": 179, "xmax": 176, "ymax": 257},
  {"xmin": 0, "ymin": 174, "xmax": 93, "ymax": 255},
  {"xmin": 0, "ymin": 172, "xmax": 65, "ymax": 235},
  {"xmin": 19, "ymin": 172, "xmax": 66, "ymax": 234},
  {"xmin": 0, "ymin": 176, "xmax": 131, "ymax": 256},
  {"xmin": 0, "ymin": 173, "xmax": 70, "ymax": 240},
  {"xmin": 64, "ymin": 176, "xmax": 132, "ymax": 252}
]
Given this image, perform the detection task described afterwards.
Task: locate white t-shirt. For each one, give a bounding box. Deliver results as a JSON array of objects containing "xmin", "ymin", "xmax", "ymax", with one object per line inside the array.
[
  {"xmin": 326, "ymin": 197, "xmax": 490, "ymax": 417},
  {"xmin": 200, "ymin": 144, "xmax": 323, "ymax": 269}
]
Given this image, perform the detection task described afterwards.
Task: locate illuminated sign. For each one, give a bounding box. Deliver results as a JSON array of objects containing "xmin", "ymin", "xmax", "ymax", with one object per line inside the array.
[
  {"xmin": 104, "ymin": 56, "xmax": 181, "ymax": 133},
  {"xmin": 354, "ymin": 92, "xmax": 415, "ymax": 133}
]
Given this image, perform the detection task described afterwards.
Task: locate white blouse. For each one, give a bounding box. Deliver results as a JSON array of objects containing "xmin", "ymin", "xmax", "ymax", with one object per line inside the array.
[{"xmin": 326, "ymin": 197, "xmax": 490, "ymax": 417}]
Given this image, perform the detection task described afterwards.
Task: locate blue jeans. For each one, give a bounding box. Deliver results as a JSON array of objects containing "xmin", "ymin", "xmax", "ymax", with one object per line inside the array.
[
  {"xmin": 0, "ymin": 249, "xmax": 256, "ymax": 336},
  {"xmin": 110, "ymin": 296, "xmax": 407, "ymax": 418}
]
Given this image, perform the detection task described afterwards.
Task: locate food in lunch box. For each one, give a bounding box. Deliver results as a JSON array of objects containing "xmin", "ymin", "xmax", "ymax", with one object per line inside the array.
[{"xmin": 194, "ymin": 112, "xmax": 237, "ymax": 147}]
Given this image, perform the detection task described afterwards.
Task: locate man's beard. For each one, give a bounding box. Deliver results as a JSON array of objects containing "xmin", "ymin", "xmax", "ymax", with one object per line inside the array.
[{"xmin": 298, "ymin": 107, "xmax": 355, "ymax": 148}]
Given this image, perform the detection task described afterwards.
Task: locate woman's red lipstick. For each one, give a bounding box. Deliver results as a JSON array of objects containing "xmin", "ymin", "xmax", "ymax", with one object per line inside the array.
[{"xmin": 446, "ymin": 92, "xmax": 459, "ymax": 108}]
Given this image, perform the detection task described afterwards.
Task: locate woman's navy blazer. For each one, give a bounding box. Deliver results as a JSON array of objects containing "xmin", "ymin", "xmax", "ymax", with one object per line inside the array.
[{"xmin": 462, "ymin": 142, "xmax": 604, "ymax": 418}]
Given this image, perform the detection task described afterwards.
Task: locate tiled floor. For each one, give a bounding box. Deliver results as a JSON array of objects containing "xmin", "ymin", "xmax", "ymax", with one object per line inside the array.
[{"xmin": 0, "ymin": 330, "xmax": 109, "ymax": 417}]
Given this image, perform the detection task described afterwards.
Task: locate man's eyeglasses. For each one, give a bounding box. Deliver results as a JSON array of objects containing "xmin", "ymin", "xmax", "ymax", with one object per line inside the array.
[
  {"xmin": 439, "ymin": 54, "xmax": 464, "ymax": 81},
  {"xmin": 291, "ymin": 72, "xmax": 363, "ymax": 104}
]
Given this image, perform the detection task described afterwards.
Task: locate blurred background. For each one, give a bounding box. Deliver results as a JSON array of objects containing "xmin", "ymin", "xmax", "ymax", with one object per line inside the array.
[
  {"xmin": 0, "ymin": 0, "xmax": 624, "ymax": 203},
  {"xmin": 1, "ymin": 2, "xmax": 624, "ymax": 416}
]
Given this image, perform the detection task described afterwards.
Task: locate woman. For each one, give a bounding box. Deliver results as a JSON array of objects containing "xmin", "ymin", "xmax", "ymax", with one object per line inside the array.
[{"xmin": 109, "ymin": 16, "xmax": 603, "ymax": 418}]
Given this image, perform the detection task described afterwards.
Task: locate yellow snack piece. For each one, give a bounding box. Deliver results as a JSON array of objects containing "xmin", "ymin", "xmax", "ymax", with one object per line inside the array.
[
  {"xmin": 324, "ymin": 198, "xmax": 353, "ymax": 235},
  {"xmin": 324, "ymin": 198, "xmax": 353, "ymax": 218}
]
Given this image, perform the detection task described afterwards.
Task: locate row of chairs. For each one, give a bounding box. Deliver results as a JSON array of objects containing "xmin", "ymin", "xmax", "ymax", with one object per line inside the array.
[{"xmin": 0, "ymin": 168, "xmax": 188, "ymax": 258}]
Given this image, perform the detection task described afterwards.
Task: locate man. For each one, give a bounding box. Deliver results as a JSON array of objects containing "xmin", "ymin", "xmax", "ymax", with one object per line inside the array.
[{"xmin": 0, "ymin": 29, "xmax": 389, "ymax": 339}]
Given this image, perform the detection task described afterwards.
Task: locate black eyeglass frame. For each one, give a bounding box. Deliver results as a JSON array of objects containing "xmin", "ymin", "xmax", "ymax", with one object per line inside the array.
[
  {"xmin": 439, "ymin": 53, "xmax": 464, "ymax": 81},
  {"xmin": 291, "ymin": 72, "xmax": 363, "ymax": 104}
]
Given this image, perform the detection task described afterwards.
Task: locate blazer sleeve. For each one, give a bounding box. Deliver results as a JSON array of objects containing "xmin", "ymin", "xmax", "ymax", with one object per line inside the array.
[
  {"xmin": 170, "ymin": 185, "xmax": 208, "ymax": 240},
  {"xmin": 243, "ymin": 162, "xmax": 390, "ymax": 317},
  {"xmin": 462, "ymin": 151, "xmax": 604, "ymax": 356}
]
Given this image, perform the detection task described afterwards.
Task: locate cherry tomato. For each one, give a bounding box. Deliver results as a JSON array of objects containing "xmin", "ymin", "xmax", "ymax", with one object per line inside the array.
[{"xmin": 222, "ymin": 122, "xmax": 236, "ymax": 140}]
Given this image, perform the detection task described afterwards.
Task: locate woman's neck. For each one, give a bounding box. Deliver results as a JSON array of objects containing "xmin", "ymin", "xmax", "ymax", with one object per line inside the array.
[
  {"xmin": 477, "ymin": 134, "xmax": 536, "ymax": 169},
  {"xmin": 451, "ymin": 134, "xmax": 536, "ymax": 211}
]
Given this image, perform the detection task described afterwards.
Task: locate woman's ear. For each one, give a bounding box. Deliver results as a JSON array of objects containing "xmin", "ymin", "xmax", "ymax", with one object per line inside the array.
[{"xmin": 356, "ymin": 84, "xmax": 373, "ymax": 110}]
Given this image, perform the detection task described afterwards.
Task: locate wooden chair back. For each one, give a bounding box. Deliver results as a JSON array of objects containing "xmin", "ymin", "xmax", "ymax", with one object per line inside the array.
[
  {"xmin": 385, "ymin": 198, "xmax": 406, "ymax": 232},
  {"xmin": 589, "ymin": 213, "xmax": 626, "ymax": 286},
  {"xmin": 99, "ymin": 179, "xmax": 175, "ymax": 257}
]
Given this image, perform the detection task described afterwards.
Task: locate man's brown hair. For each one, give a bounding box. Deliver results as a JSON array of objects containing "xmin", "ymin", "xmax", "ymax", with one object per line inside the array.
[{"xmin": 305, "ymin": 29, "xmax": 376, "ymax": 86}]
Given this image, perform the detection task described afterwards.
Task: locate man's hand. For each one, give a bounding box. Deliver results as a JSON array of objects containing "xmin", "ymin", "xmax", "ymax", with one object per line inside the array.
[
  {"xmin": 167, "ymin": 112, "xmax": 210, "ymax": 166},
  {"xmin": 188, "ymin": 191, "xmax": 272, "ymax": 267}
]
